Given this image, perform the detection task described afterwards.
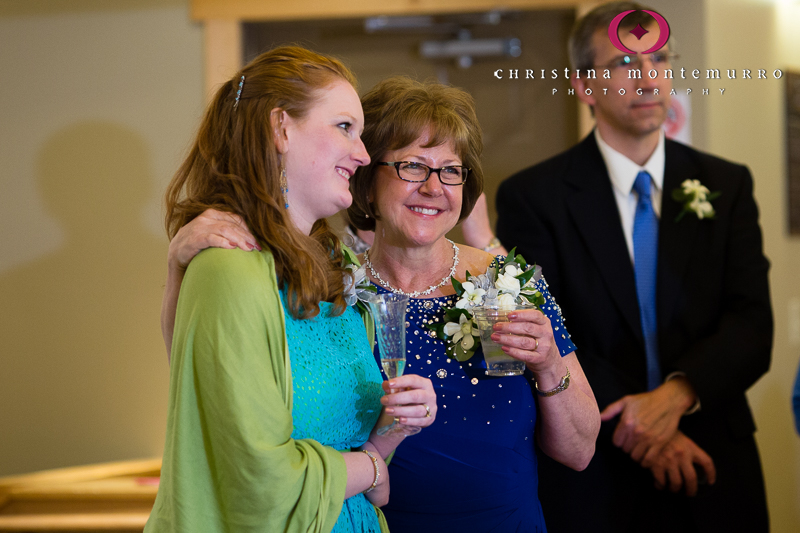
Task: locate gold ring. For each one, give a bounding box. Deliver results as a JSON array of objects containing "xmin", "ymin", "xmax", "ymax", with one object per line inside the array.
[
  {"xmin": 533, "ymin": 337, "xmax": 539, "ymax": 351},
  {"xmin": 424, "ymin": 404, "xmax": 431, "ymax": 418}
]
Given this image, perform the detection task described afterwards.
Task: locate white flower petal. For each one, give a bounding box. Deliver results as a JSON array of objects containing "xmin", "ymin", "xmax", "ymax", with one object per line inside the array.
[
  {"xmin": 496, "ymin": 273, "xmax": 521, "ymax": 297},
  {"xmin": 444, "ymin": 322, "xmax": 461, "ymax": 336},
  {"xmin": 467, "ymin": 288, "xmax": 486, "ymax": 306},
  {"xmin": 498, "ymin": 293, "xmax": 517, "ymax": 309},
  {"xmin": 461, "ymin": 335, "xmax": 475, "ymax": 350}
]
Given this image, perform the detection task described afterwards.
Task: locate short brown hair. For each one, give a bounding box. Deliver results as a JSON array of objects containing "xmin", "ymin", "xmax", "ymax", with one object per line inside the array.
[
  {"xmin": 569, "ymin": 2, "xmax": 660, "ymax": 71},
  {"xmin": 348, "ymin": 76, "xmax": 484, "ymax": 231},
  {"xmin": 165, "ymin": 45, "xmax": 356, "ymax": 319}
]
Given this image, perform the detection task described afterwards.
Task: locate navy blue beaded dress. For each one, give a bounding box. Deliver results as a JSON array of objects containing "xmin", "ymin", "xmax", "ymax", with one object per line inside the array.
[{"xmin": 372, "ymin": 270, "xmax": 575, "ymax": 533}]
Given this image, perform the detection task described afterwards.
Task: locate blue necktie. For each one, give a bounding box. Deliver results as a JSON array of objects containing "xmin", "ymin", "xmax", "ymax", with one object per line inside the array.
[{"xmin": 632, "ymin": 171, "xmax": 661, "ymax": 390}]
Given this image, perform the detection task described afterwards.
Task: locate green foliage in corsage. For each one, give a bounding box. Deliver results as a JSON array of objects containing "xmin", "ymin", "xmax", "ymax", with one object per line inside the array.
[{"xmin": 426, "ymin": 248, "xmax": 544, "ymax": 362}]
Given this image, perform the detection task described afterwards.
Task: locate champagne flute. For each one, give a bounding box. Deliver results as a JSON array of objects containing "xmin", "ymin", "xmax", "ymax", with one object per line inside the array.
[{"xmin": 366, "ymin": 293, "xmax": 420, "ymax": 436}]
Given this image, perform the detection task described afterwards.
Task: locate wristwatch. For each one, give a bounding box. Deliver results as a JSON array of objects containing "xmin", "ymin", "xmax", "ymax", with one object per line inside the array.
[
  {"xmin": 534, "ymin": 367, "xmax": 571, "ymax": 397},
  {"xmin": 482, "ymin": 236, "xmax": 502, "ymax": 252}
]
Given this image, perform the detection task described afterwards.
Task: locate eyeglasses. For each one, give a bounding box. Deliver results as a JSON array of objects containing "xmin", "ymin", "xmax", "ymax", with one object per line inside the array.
[
  {"xmin": 596, "ymin": 51, "xmax": 679, "ymax": 71},
  {"xmin": 377, "ymin": 161, "xmax": 469, "ymax": 186}
]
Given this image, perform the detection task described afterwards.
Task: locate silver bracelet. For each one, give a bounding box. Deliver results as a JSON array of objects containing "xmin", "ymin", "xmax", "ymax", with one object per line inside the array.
[{"xmin": 361, "ymin": 449, "xmax": 380, "ymax": 494}]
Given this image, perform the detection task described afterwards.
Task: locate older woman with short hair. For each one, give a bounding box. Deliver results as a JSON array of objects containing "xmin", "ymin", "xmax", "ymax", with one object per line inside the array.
[{"xmin": 350, "ymin": 76, "xmax": 599, "ymax": 532}]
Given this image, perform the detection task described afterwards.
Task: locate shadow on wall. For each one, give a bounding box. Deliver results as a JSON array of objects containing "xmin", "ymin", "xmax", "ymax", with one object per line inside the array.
[{"xmin": 0, "ymin": 122, "xmax": 170, "ymax": 476}]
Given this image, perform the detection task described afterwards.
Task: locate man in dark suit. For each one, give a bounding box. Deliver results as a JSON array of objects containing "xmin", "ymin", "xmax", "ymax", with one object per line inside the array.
[{"xmin": 496, "ymin": 3, "xmax": 771, "ymax": 531}]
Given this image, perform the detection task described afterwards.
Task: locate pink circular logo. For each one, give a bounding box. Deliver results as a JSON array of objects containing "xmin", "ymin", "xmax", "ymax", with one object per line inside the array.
[{"xmin": 608, "ymin": 10, "xmax": 671, "ymax": 54}]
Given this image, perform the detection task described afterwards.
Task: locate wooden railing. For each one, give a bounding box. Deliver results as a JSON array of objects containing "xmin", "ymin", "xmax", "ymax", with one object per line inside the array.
[{"xmin": 0, "ymin": 459, "xmax": 160, "ymax": 532}]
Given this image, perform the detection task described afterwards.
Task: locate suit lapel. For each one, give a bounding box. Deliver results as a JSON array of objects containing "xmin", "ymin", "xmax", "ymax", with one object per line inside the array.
[
  {"xmin": 565, "ymin": 136, "xmax": 643, "ymax": 342},
  {"xmin": 658, "ymin": 141, "xmax": 700, "ymax": 329}
]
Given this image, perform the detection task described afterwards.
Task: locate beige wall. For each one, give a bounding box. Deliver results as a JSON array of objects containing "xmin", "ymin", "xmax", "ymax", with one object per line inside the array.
[
  {"xmin": 705, "ymin": 1, "xmax": 800, "ymax": 530},
  {"xmin": 646, "ymin": 0, "xmax": 708, "ymax": 149},
  {"xmin": 0, "ymin": 0, "xmax": 203, "ymax": 475}
]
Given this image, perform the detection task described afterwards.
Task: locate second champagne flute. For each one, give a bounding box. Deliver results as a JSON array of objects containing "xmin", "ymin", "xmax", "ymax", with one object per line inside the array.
[{"xmin": 367, "ymin": 293, "xmax": 420, "ymax": 436}]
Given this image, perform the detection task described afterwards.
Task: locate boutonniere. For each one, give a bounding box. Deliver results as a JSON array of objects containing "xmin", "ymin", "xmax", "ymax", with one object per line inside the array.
[
  {"xmin": 672, "ymin": 179, "xmax": 721, "ymax": 221},
  {"xmin": 343, "ymin": 258, "xmax": 376, "ymax": 314},
  {"xmin": 426, "ymin": 248, "xmax": 545, "ymax": 362}
]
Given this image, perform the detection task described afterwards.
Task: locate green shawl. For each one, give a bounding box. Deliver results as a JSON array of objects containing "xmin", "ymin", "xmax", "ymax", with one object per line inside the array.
[{"xmin": 146, "ymin": 247, "xmax": 385, "ymax": 532}]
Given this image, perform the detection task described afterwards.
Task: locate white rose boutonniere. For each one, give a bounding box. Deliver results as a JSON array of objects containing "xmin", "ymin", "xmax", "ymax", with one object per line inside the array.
[{"xmin": 672, "ymin": 179, "xmax": 720, "ymax": 221}]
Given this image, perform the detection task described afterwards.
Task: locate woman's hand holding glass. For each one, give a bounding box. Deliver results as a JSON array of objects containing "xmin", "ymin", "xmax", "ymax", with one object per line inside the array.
[
  {"xmin": 489, "ymin": 309, "xmax": 566, "ymax": 389},
  {"xmin": 368, "ymin": 374, "xmax": 437, "ymax": 458}
]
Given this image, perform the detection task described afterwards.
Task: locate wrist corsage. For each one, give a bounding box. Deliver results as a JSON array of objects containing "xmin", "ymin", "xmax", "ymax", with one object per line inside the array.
[
  {"xmin": 343, "ymin": 257, "xmax": 376, "ymax": 314},
  {"xmin": 426, "ymin": 248, "xmax": 545, "ymax": 362},
  {"xmin": 672, "ymin": 179, "xmax": 720, "ymax": 221}
]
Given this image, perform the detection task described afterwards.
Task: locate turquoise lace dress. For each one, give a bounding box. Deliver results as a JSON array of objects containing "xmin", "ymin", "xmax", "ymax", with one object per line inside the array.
[{"xmin": 281, "ymin": 290, "xmax": 385, "ymax": 533}]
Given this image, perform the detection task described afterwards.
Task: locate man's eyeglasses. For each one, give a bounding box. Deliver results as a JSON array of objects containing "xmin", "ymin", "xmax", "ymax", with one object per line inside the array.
[
  {"xmin": 596, "ymin": 51, "xmax": 679, "ymax": 71},
  {"xmin": 377, "ymin": 161, "xmax": 469, "ymax": 186}
]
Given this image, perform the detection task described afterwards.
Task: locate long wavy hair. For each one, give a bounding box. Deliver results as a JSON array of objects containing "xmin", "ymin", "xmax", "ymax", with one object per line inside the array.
[{"xmin": 165, "ymin": 45, "xmax": 356, "ymax": 319}]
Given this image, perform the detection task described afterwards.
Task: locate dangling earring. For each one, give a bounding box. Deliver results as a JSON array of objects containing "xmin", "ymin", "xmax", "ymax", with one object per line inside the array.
[{"xmin": 280, "ymin": 167, "xmax": 289, "ymax": 209}]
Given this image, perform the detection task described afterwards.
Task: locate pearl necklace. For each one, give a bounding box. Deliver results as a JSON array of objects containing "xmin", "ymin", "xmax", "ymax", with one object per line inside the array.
[{"xmin": 363, "ymin": 239, "xmax": 460, "ymax": 298}]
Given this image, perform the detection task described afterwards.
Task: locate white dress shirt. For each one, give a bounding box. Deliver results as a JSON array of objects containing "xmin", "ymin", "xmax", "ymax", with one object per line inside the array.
[
  {"xmin": 594, "ymin": 129, "xmax": 666, "ymax": 263},
  {"xmin": 594, "ymin": 130, "xmax": 698, "ymax": 405}
]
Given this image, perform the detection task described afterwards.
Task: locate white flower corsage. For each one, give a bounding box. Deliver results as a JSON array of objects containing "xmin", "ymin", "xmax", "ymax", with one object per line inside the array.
[
  {"xmin": 427, "ymin": 248, "xmax": 545, "ymax": 361},
  {"xmin": 343, "ymin": 261, "xmax": 376, "ymax": 313},
  {"xmin": 672, "ymin": 179, "xmax": 720, "ymax": 221}
]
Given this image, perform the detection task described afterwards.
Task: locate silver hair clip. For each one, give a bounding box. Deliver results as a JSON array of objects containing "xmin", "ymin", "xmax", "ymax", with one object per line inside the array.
[{"xmin": 234, "ymin": 75, "xmax": 245, "ymax": 109}]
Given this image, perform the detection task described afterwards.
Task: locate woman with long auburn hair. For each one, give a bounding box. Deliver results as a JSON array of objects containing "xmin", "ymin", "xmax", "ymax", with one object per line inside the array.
[{"xmin": 146, "ymin": 46, "xmax": 437, "ymax": 533}]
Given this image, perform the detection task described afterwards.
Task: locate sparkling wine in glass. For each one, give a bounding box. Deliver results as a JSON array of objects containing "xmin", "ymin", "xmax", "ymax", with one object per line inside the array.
[{"xmin": 367, "ymin": 293, "xmax": 420, "ymax": 436}]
